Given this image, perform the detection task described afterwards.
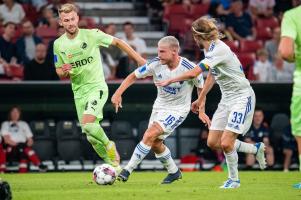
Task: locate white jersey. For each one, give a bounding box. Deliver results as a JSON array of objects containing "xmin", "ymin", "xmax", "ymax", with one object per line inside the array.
[
  {"xmin": 135, "ymin": 57, "xmax": 204, "ymax": 113},
  {"xmin": 1, "ymin": 121, "xmax": 33, "ymax": 143},
  {"xmin": 199, "ymin": 40, "xmax": 252, "ymax": 101}
]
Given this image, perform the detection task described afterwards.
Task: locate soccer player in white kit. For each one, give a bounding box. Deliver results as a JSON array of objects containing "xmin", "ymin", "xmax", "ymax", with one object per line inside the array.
[
  {"xmin": 157, "ymin": 17, "xmax": 267, "ymax": 188},
  {"xmin": 111, "ymin": 36, "xmax": 204, "ymax": 184}
]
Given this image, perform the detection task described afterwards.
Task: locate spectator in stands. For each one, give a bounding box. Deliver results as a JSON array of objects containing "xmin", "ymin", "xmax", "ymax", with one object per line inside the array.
[
  {"xmin": 16, "ymin": 20, "xmax": 43, "ymax": 65},
  {"xmin": 0, "ymin": 106, "xmax": 47, "ymax": 173},
  {"xmin": 282, "ymin": 124, "xmax": 297, "ymax": 172},
  {"xmin": 37, "ymin": 7, "xmax": 58, "ymax": 29},
  {"xmin": 30, "ymin": 0, "xmax": 48, "ymax": 11},
  {"xmin": 245, "ymin": 107, "xmax": 274, "ymax": 169},
  {"xmin": 249, "ymin": 0, "xmax": 275, "ymax": 19},
  {"xmin": 115, "ymin": 22, "xmax": 147, "ymax": 78},
  {"xmin": 47, "ymin": 26, "xmax": 65, "ymax": 69},
  {"xmin": 0, "ymin": 22, "xmax": 17, "ymax": 64},
  {"xmin": 101, "ymin": 23, "xmax": 123, "ymax": 64},
  {"xmin": 0, "ymin": 134, "xmax": 6, "ymax": 173},
  {"xmin": 0, "ymin": 58, "xmax": 10, "ymax": 79},
  {"xmin": 101, "ymin": 23, "xmax": 123, "ymax": 79},
  {"xmin": 121, "ymin": 21, "xmax": 147, "ymax": 58},
  {"xmin": 225, "ymin": 0, "xmax": 255, "ymax": 41},
  {"xmin": 24, "ymin": 43, "xmax": 59, "ymax": 80},
  {"xmin": 195, "ymin": 128, "xmax": 224, "ymax": 170},
  {"xmin": 253, "ymin": 49, "xmax": 273, "ymax": 82},
  {"xmin": 270, "ymin": 54, "xmax": 294, "ymax": 82},
  {"xmin": 265, "ymin": 27, "xmax": 281, "ymax": 62},
  {"xmin": 0, "ymin": 0, "xmax": 25, "ymax": 24}
]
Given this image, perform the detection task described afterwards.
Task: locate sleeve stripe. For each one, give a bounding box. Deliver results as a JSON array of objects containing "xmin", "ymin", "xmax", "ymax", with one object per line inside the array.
[
  {"xmin": 182, "ymin": 62, "xmax": 194, "ymax": 70},
  {"xmin": 147, "ymin": 57, "xmax": 160, "ymax": 65},
  {"xmin": 198, "ymin": 63, "xmax": 209, "ymax": 71},
  {"xmin": 182, "ymin": 59, "xmax": 194, "ymax": 69}
]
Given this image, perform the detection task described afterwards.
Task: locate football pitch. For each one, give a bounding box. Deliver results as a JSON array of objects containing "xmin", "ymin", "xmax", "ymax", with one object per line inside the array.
[{"xmin": 1, "ymin": 171, "xmax": 300, "ymax": 200}]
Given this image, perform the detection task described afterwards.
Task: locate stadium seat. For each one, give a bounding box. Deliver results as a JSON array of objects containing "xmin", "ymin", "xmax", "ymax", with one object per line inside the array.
[
  {"xmin": 190, "ymin": 3, "xmax": 210, "ymax": 19},
  {"xmin": 8, "ymin": 65, "xmax": 24, "ymax": 80},
  {"xmin": 22, "ymin": 3, "xmax": 38, "ymax": 24},
  {"xmin": 36, "ymin": 27, "xmax": 57, "ymax": 45},
  {"xmin": 256, "ymin": 17, "xmax": 279, "ymax": 30},
  {"xmin": 256, "ymin": 27, "xmax": 272, "ymax": 41},
  {"xmin": 178, "ymin": 128, "xmax": 200, "ymax": 157},
  {"xmin": 163, "ymin": 4, "xmax": 189, "ymax": 20},
  {"xmin": 164, "ymin": 133, "xmax": 178, "ymax": 158},
  {"xmin": 163, "ymin": 4, "xmax": 191, "ymax": 37},
  {"xmin": 137, "ymin": 120, "xmax": 149, "ymax": 139},
  {"xmin": 223, "ymin": 40, "xmax": 240, "ymax": 53},
  {"xmin": 30, "ymin": 120, "xmax": 57, "ymax": 161},
  {"xmin": 111, "ymin": 121, "xmax": 136, "ymax": 160},
  {"xmin": 239, "ymin": 40, "xmax": 263, "ymax": 53},
  {"xmin": 270, "ymin": 113, "xmax": 290, "ymax": 163},
  {"xmin": 237, "ymin": 52, "xmax": 256, "ymax": 77},
  {"xmin": 56, "ymin": 120, "xmax": 82, "ymax": 162}
]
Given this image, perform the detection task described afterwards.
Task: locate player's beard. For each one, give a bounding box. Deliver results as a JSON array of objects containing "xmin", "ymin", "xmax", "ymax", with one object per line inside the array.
[{"xmin": 66, "ymin": 26, "xmax": 78, "ymax": 36}]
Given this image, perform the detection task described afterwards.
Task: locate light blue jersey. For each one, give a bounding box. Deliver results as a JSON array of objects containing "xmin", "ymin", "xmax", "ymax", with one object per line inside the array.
[{"xmin": 135, "ymin": 57, "xmax": 204, "ymax": 112}]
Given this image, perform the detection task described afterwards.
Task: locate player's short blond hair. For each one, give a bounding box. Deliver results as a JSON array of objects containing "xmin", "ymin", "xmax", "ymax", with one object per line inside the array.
[
  {"xmin": 191, "ymin": 16, "xmax": 221, "ymax": 41},
  {"xmin": 58, "ymin": 3, "xmax": 78, "ymax": 15},
  {"xmin": 158, "ymin": 36, "xmax": 180, "ymax": 52}
]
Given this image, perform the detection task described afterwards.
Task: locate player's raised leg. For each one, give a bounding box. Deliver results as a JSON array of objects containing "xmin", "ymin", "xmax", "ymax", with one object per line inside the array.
[
  {"xmin": 118, "ymin": 122, "xmax": 163, "ymax": 182},
  {"xmin": 152, "ymin": 139, "xmax": 182, "ymax": 184}
]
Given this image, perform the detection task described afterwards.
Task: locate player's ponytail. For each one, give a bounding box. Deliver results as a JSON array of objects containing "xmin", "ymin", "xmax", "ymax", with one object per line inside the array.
[{"xmin": 191, "ymin": 17, "xmax": 223, "ymax": 41}]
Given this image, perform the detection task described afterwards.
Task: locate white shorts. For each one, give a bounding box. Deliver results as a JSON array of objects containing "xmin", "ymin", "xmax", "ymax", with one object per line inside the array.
[
  {"xmin": 210, "ymin": 91, "xmax": 256, "ymax": 135},
  {"xmin": 148, "ymin": 109, "xmax": 189, "ymax": 140}
]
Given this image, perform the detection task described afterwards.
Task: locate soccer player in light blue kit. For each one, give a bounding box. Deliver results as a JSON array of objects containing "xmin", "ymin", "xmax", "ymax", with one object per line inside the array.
[
  {"xmin": 157, "ymin": 17, "xmax": 267, "ymax": 189},
  {"xmin": 112, "ymin": 36, "xmax": 204, "ymax": 184}
]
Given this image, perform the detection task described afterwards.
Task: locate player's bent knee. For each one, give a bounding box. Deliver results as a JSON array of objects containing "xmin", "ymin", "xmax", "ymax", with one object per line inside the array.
[{"xmin": 220, "ymin": 141, "xmax": 232, "ymax": 152}]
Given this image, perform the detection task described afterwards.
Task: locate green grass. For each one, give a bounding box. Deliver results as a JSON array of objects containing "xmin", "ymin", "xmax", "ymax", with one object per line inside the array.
[{"xmin": 1, "ymin": 171, "xmax": 301, "ymax": 200}]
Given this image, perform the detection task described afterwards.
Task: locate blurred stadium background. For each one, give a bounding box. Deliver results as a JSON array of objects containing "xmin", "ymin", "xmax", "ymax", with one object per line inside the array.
[{"xmin": 0, "ymin": 0, "xmax": 299, "ymax": 173}]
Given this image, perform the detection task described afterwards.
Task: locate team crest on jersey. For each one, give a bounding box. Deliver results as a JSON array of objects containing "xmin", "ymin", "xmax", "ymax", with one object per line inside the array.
[
  {"xmin": 92, "ymin": 100, "xmax": 97, "ymax": 106},
  {"xmin": 81, "ymin": 42, "xmax": 88, "ymax": 49}
]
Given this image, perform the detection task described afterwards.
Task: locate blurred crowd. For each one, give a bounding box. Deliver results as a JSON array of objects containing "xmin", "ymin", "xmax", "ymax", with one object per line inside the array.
[{"xmin": 0, "ymin": 0, "xmax": 298, "ymax": 82}]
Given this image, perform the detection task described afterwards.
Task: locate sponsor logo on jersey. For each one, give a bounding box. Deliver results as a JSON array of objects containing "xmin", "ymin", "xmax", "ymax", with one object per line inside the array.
[
  {"xmin": 67, "ymin": 51, "xmax": 83, "ymax": 59},
  {"xmin": 71, "ymin": 56, "xmax": 93, "ymax": 68},
  {"xmin": 138, "ymin": 65, "xmax": 147, "ymax": 73},
  {"xmin": 162, "ymin": 86, "xmax": 180, "ymax": 95}
]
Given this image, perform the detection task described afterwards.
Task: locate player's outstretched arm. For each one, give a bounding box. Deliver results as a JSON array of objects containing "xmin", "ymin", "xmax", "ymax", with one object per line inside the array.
[
  {"xmin": 111, "ymin": 37, "xmax": 146, "ymax": 66},
  {"xmin": 111, "ymin": 72, "xmax": 137, "ymax": 113},
  {"xmin": 278, "ymin": 36, "xmax": 295, "ymax": 63},
  {"xmin": 197, "ymin": 71, "xmax": 215, "ymax": 104},
  {"xmin": 155, "ymin": 66, "xmax": 202, "ymax": 87}
]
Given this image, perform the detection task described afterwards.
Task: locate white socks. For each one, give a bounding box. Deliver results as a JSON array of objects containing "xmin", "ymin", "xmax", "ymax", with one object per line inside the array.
[
  {"xmin": 225, "ymin": 149, "xmax": 239, "ymax": 181},
  {"xmin": 235, "ymin": 139, "xmax": 257, "ymax": 154},
  {"xmin": 155, "ymin": 146, "xmax": 178, "ymax": 174},
  {"xmin": 125, "ymin": 142, "xmax": 151, "ymax": 173}
]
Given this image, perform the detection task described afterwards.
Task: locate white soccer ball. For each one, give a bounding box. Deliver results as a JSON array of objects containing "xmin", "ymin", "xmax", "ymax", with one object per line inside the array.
[{"xmin": 93, "ymin": 164, "xmax": 117, "ymax": 185}]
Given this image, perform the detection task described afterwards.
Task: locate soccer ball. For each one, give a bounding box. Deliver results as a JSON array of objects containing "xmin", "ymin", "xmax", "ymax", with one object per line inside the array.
[{"xmin": 93, "ymin": 164, "xmax": 117, "ymax": 185}]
